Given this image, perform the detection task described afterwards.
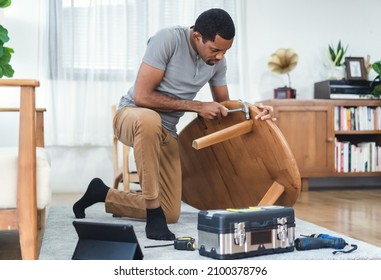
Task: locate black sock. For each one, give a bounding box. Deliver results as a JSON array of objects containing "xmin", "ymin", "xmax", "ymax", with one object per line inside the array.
[
  {"xmin": 73, "ymin": 178, "xmax": 109, "ymax": 218},
  {"xmin": 145, "ymin": 207, "xmax": 176, "ymax": 241}
]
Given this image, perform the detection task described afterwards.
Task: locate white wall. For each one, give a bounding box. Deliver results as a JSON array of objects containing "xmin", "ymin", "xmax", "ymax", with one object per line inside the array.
[
  {"xmin": 0, "ymin": 0, "xmax": 41, "ymax": 146},
  {"xmin": 0, "ymin": 0, "xmax": 51, "ymax": 144},
  {"xmin": 1, "ymin": 0, "xmax": 381, "ymax": 192},
  {"xmin": 245, "ymin": 0, "xmax": 381, "ymax": 101}
]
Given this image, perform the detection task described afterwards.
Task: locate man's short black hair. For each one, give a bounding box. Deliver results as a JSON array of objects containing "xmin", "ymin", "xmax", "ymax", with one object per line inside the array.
[{"xmin": 193, "ymin": 8, "xmax": 235, "ymax": 43}]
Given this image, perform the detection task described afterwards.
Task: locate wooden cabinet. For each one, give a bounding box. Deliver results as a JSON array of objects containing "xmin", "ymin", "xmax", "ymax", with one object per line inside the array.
[{"xmin": 261, "ymin": 99, "xmax": 381, "ymax": 190}]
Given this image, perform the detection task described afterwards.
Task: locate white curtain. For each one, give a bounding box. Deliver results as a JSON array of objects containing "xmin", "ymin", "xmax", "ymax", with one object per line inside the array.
[{"xmin": 41, "ymin": 0, "xmax": 247, "ymax": 146}]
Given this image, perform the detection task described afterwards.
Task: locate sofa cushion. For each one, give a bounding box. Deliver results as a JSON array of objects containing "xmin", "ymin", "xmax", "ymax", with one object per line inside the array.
[{"xmin": 0, "ymin": 147, "xmax": 51, "ymax": 209}]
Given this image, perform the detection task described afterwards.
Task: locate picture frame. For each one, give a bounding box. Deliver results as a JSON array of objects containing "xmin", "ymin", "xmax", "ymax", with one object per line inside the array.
[{"xmin": 345, "ymin": 57, "xmax": 367, "ymax": 80}]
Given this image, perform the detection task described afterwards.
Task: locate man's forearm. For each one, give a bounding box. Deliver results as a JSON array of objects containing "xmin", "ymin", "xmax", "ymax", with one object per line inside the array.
[
  {"xmin": 135, "ymin": 87, "xmax": 229, "ymax": 120},
  {"xmin": 135, "ymin": 90, "xmax": 203, "ymax": 113}
]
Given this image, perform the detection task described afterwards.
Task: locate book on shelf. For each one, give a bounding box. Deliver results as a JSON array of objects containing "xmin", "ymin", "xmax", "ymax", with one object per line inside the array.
[
  {"xmin": 335, "ymin": 105, "xmax": 381, "ymax": 131},
  {"xmin": 335, "ymin": 138, "xmax": 380, "ymax": 173},
  {"xmin": 350, "ymin": 144, "xmax": 357, "ymax": 172}
]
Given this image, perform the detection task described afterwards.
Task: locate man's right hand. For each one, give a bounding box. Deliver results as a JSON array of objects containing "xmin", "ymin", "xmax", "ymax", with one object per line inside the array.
[{"xmin": 197, "ymin": 101, "xmax": 228, "ymax": 120}]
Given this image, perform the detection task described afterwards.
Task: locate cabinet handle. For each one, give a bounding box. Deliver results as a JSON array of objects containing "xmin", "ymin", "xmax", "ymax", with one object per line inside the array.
[{"xmin": 327, "ymin": 137, "xmax": 333, "ymax": 143}]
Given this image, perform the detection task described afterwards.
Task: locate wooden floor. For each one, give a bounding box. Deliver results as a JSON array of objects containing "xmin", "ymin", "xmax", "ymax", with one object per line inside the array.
[
  {"xmin": 293, "ymin": 188, "xmax": 381, "ymax": 247},
  {"xmin": 1, "ymin": 188, "xmax": 380, "ymax": 259}
]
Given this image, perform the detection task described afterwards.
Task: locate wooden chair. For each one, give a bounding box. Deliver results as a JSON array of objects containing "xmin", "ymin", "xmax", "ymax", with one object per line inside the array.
[
  {"xmin": 0, "ymin": 79, "xmax": 50, "ymax": 260},
  {"xmin": 112, "ymin": 105, "xmax": 139, "ymax": 191},
  {"xmin": 178, "ymin": 100, "xmax": 301, "ymax": 210}
]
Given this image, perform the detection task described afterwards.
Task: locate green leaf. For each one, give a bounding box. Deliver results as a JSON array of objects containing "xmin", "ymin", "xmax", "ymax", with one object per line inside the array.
[
  {"xmin": 328, "ymin": 45, "xmax": 335, "ymax": 61},
  {"xmin": 0, "ymin": 48, "xmax": 11, "ymax": 65},
  {"xmin": 328, "ymin": 40, "xmax": 347, "ymax": 66},
  {"xmin": 0, "ymin": 0, "xmax": 14, "ymax": 77},
  {"xmin": 337, "ymin": 40, "xmax": 342, "ymax": 54},
  {"xmin": 0, "ymin": 0, "xmax": 12, "ymax": 8},
  {"xmin": 337, "ymin": 51, "xmax": 345, "ymax": 66},
  {"xmin": 371, "ymin": 84, "xmax": 381, "ymax": 97},
  {"xmin": 0, "ymin": 43, "xmax": 14, "ymax": 57},
  {"xmin": 344, "ymin": 44, "xmax": 349, "ymax": 54},
  {"xmin": 4, "ymin": 46, "xmax": 13, "ymax": 54},
  {"xmin": 0, "ymin": 64, "xmax": 14, "ymax": 77},
  {"xmin": 372, "ymin": 61, "xmax": 381, "ymax": 75},
  {"xmin": 0, "ymin": 25, "xmax": 10, "ymax": 43}
]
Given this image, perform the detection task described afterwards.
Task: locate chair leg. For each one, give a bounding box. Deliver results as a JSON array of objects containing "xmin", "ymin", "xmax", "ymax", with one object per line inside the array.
[
  {"xmin": 257, "ymin": 181, "xmax": 285, "ymax": 206},
  {"xmin": 122, "ymin": 145, "xmax": 131, "ymax": 192},
  {"xmin": 113, "ymin": 170, "xmax": 123, "ymax": 189},
  {"xmin": 18, "ymin": 219, "xmax": 38, "ymax": 260}
]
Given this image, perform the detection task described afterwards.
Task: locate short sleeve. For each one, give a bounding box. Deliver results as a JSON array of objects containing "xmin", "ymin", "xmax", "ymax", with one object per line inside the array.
[{"xmin": 142, "ymin": 28, "xmax": 177, "ymax": 71}]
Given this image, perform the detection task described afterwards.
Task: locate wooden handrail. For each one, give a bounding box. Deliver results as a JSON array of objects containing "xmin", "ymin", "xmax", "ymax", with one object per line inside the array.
[
  {"xmin": 0, "ymin": 79, "xmax": 40, "ymax": 87},
  {"xmin": 0, "ymin": 108, "xmax": 46, "ymax": 112}
]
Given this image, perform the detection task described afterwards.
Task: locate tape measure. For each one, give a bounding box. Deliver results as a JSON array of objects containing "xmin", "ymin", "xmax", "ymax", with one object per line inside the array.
[
  {"xmin": 144, "ymin": 236, "xmax": 196, "ymax": 251},
  {"xmin": 174, "ymin": 237, "xmax": 196, "ymax": 251}
]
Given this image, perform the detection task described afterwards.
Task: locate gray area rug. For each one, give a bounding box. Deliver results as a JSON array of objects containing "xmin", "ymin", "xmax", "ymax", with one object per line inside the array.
[{"xmin": 39, "ymin": 203, "xmax": 381, "ymax": 260}]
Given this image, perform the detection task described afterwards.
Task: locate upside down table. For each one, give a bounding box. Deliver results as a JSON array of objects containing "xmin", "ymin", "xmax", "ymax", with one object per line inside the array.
[{"xmin": 178, "ymin": 100, "xmax": 301, "ymax": 210}]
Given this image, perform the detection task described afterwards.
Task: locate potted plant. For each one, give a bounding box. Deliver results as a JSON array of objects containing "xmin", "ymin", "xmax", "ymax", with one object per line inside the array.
[
  {"xmin": 0, "ymin": 0, "xmax": 14, "ymax": 78},
  {"xmin": 328, "ymin": 40, "xmax": 348, "ymax": 66},
  {"xmin": 327, "ymin": 40, "xmax": 348, "ymax": 80},
  {"xmin": 370, "ymin": 61, "xmax": 381, "ymax": 98}
]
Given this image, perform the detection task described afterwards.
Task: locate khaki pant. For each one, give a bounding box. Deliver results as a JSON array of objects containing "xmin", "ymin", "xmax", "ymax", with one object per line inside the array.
[{"xmin": 105, "ymin": 107, "xmax": 182, "ymax": 223}]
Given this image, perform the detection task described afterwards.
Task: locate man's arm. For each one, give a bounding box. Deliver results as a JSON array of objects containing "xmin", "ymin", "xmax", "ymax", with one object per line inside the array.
[
  {"xmin": 134, "ymin": 63, "xmax": 228, "ymax": 119},
  {"xmin": 210, "ymin": 85, "xmax": 230, "ymax": 103}
]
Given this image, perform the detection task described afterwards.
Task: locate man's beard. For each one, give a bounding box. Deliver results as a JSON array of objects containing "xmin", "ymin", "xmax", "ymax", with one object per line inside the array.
[{"xmin": 206, "ymin": 59, "xmax": 220, "ymax": 66}]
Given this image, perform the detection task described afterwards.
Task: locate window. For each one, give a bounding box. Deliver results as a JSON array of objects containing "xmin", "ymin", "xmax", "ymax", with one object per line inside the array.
[
  {"xmin": 50, "ymin": 0, "xmax": 147, "ymax": 80},
  {"xmin": 49, "ymin": 0, "xmax": 238, "ymax": 83}
]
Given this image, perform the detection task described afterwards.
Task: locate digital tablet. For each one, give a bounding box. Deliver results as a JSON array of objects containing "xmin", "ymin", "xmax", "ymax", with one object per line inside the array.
[{"xmin": 72, "ymin": 220, "xmax": 143, "ymax": 260}]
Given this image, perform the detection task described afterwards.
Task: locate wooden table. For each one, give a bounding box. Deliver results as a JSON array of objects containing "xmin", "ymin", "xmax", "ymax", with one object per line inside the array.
[{"xmin": 179, "ymin": 100, "xmax": 301, "ymax": 210}]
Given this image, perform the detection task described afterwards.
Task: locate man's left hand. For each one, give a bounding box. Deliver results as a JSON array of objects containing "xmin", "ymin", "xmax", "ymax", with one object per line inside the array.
[{"xmin": 254, "ymin": 103, "xmax": 277, "ymax": 122}]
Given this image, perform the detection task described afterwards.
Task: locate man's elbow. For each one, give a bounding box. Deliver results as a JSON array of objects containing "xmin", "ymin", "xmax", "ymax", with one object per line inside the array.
[{"xmin": 134, "ymin": 93, "xmax": 147, "ymax": 107}]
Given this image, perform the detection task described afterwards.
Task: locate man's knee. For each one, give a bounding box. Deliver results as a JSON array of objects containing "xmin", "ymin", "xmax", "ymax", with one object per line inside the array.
[{"xmin": 135, "ymin": 109, "xmax": 162, "ymax": 134}]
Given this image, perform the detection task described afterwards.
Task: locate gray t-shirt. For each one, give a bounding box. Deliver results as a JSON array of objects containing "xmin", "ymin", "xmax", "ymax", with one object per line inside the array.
[{"xmin": 118, "ymin": 26, "xmax": 227, "ymax": 137}]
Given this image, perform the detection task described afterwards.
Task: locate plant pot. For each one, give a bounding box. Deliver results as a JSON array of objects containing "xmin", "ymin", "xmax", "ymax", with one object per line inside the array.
[{"xmin": 327, "ymin": 66, "xmax": 345, "ymax": 80}]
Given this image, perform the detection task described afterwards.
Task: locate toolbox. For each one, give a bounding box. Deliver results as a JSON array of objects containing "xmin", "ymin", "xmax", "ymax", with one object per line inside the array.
[{"xmin": 197, "ymin": 205, "xmax": 295, "ymax": 259}]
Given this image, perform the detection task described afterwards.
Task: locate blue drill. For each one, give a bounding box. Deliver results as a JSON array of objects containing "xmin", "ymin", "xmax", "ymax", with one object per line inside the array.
[{"xmin": 295, "ymin": 234, "xmax": 357, "ymax": 254}]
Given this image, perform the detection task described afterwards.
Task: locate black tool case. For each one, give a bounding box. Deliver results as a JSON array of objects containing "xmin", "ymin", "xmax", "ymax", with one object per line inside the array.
[{"xmin": 197, "ymin": 206, "xmax": 295, "ymax": 259}]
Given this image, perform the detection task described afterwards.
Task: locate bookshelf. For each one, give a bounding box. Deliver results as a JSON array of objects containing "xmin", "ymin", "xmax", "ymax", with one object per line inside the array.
[
  {"xmin": 261, "ymin": 99, "xmax": 381, "ymax": 190},
  {"xmin": 334, "ymin": 105, "xmax": 381, "ymax": 173}
]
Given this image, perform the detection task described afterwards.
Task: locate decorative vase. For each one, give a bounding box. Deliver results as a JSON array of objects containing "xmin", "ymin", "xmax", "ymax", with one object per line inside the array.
[{"xmin": 327, "ymin": 66, "xmax": 345, "ymax": 80}]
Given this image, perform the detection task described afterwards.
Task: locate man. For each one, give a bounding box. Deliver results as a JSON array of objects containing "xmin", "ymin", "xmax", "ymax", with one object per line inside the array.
[{"xmin": 73, "ymin": 8, "xmax": 275, "ymax": 241}]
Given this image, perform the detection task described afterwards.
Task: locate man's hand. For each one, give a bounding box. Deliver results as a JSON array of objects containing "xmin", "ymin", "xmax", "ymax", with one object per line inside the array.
[
  {"xmin": 254, "ymin": 103, "xmax": 277, "ymax": 122},
  {"xmin": 198, "ymin": 101, "xmax": 229, "ymax": 120}
]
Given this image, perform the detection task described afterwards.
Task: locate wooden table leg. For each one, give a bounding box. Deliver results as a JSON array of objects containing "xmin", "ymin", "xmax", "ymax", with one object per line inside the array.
[
  {"xmin": 192, "ymin": 120, "xmax": 253, "ymax": 150},
  {"xmin": 258, "ymin": 181, "xmax": 285, "ymax": 206}
]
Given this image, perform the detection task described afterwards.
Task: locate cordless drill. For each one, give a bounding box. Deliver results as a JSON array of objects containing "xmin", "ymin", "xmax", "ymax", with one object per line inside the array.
[{"xmin": 295, "ymin": 234, "xmax": 357, "ymax": 254}]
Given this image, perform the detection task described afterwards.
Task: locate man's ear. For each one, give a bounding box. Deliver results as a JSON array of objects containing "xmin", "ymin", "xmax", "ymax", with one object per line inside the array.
[{"xmin": 193, "ymin": 31, "xmax": 202, "ymax": 42}]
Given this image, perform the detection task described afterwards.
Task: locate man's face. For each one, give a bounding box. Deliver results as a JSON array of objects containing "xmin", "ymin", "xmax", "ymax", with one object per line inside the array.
[{"xmin": 195, "ymin": 34, "xmax": 234, "ymax": 66}]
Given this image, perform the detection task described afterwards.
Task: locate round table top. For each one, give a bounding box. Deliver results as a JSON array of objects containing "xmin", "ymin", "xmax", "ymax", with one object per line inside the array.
[{"xmin": 178, "ymin": 100, "xmax": 301, "ymax": 210}]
